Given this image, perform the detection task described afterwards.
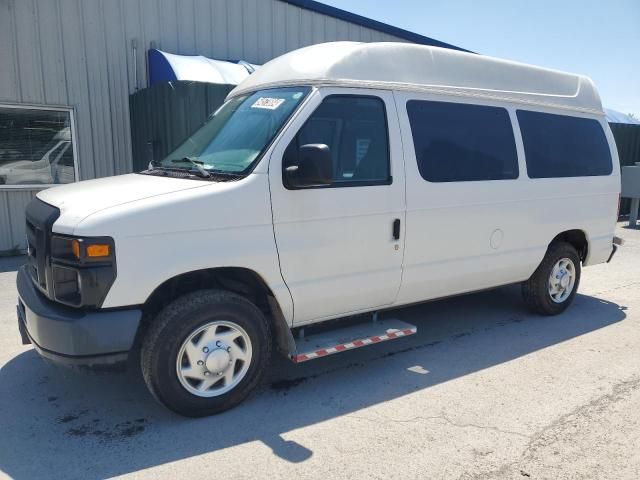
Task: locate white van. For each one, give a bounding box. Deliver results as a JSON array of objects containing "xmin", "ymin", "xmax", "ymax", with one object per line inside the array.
[{"xmin": 16, "ymin": 42, "xmax": 622, "ymax": 416}]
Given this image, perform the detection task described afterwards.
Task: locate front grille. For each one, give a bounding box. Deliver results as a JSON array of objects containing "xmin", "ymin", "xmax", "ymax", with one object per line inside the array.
[
  {"xmin": 25, "ymin": 219, "xmax": 39, "ymax": 284},
  {"xmin": 24, "ymin": 198, "xmax": 61, "ymax": 299}
]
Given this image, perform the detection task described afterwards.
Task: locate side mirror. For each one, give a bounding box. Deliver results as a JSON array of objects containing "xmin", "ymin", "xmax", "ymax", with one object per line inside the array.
[{"xmin": 285, "ymin": 144, "xmax": 333, "ymax": 187}]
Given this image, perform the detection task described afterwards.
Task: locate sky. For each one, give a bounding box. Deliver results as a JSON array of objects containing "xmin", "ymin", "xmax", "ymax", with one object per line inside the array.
[{"xmin": 321, "ymin": 0, "xmax": 640, "ymax": 117}]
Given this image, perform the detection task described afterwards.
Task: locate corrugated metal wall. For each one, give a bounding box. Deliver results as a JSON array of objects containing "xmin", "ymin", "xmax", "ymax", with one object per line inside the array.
[
  {"xmin": 611, "ymin": 124, "xmax": 640, "ymax": 168},
  {"xmin": 0, "ymin": 0, "xmax": 407, "ymax": 252},
  {"xmin": 130, "ymin": 82, "xmax": 235, "ymax": 172},
  {"xmin": 0, "ymin": 189, "xmax": 40, "ymax": 254},
  {"xmin": 611, "ymin": 123, "xmax": 640, "ymax": 216}
]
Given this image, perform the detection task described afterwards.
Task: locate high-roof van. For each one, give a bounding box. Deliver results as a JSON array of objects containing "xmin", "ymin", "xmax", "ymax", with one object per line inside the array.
[{"xmin": 16, "ymin": 42, "xmax": 622, "ymax": 416}]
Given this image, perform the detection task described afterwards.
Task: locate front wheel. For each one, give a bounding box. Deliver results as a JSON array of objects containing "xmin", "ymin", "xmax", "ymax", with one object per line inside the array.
[
  {"xmin": 521, "ymin": 241, "xmax": 581, "ymax": 315},
  {"xmin": 141, "ymin": 290, "xmax": 272, "ymax": 417}
]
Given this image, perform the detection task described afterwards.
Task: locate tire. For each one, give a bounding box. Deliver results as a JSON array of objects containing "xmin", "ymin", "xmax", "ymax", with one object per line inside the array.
[
  {"xmin": 141, "ymin": 289, "xmax": 271, "ymax": 417},
  {"xmin": 521, "ymin": 241, "xmax": 581, "ymax": 316}
]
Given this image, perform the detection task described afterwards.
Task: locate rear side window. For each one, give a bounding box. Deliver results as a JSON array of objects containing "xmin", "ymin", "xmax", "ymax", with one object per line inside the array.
[
  {"xmin": 517, "ymin": 110, "xmax": 612, "ymax": 178},
  {"xmin": 406, "ymin": 100, "xmax": 518, "ymax": 182}
]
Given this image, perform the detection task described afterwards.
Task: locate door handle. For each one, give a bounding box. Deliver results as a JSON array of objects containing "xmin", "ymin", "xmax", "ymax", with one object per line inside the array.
[{"xmin": 392, "ymin": 218, "xmax": 401, "ymax": 241}]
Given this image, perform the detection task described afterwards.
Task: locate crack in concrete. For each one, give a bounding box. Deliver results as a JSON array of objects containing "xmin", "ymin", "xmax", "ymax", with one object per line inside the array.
[
  {"xmin": 346, "ymin": 375, "xmax": 640, "ymax": 480},
  {"xmin": 467, "ymin": 375, "xmax": 640, "ymax": 479},
  {"xmin": 346, "ymin": 412, "xmax": 529, "ymax": 440},
  {"xmin": 588, "ymin": 280, "xmax": 640, "ymax": 297}
]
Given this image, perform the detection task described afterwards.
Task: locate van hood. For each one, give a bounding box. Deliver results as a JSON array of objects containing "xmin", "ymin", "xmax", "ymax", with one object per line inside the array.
[{"xmin": 37, "ymin": 173, "xmax": 209, "ymax": 233}]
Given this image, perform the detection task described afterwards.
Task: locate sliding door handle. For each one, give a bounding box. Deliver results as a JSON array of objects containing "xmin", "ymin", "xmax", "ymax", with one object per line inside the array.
[{"xmin": 392, "ymin": 218, "xmax": 401, "ymax": 240}]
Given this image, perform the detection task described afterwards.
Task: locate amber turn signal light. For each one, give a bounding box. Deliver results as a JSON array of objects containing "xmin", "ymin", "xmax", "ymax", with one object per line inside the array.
[
  {"xmin": 86, "ymin": 244, "xmax": 110, "ymax": 258},
  {"xmin": 71, "ymin": 239, "xmax": 81, "ymax": 259}
]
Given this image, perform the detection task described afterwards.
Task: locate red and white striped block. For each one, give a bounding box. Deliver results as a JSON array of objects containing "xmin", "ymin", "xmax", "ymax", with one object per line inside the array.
[{"xmin": 293, "ymin": 327, "xmax": 417, "ymax": 363}]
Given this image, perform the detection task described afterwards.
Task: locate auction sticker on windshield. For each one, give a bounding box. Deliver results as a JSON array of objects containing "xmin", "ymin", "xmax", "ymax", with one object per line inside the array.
[{"xmin": 251, "ymin": 97, "xmax": 286, "ymax": 110}]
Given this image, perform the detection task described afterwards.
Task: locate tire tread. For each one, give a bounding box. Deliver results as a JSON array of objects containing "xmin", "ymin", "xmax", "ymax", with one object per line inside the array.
[{"xmin": 522, "ymin": 241, "xmax": 581, "ymax": 316}]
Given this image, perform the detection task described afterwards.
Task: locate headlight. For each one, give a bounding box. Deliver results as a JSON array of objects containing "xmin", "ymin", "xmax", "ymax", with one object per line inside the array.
[
  {"xmin": 50, "ymin": 235, "xmax": 116, "ymax": 308},
  {"xmin": 52, "ymin": 235, "xmax": 114, "ymax": 263}
]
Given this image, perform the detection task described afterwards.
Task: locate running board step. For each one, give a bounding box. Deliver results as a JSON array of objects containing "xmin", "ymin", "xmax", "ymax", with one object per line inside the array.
[{"xmin": 292, "ymin": 319, "xmax": 417, "ymax": 363}]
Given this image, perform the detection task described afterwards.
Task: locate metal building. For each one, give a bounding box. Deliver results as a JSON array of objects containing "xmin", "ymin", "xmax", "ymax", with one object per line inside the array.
[{"xmin": 0, "ymin": 0, "xmax": 464, "ymax": 253}]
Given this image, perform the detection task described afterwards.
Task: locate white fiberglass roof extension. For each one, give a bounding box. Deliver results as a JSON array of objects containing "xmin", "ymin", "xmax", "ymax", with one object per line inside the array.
[{"xmin": 230, "ymin": 42, "xmax": 603, "ymax": 115}]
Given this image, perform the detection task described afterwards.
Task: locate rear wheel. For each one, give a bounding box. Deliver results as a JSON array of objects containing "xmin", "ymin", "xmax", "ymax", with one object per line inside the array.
[
  {"xmin": 141, "ymin": 289, "xmax": 271, "ymax": 417},
  {"xmin": 522, "ymin": 241, "xmax": 581, "ymax": 315}
]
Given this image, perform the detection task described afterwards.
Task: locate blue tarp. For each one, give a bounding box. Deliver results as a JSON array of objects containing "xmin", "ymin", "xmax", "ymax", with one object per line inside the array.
[
  {"xmin": 148, "ymin": 49, "xmax": 259, "ymax": 87},
  {"xmin": 605, "ymin": 108, "xmax": 640, "ymax": 125}
]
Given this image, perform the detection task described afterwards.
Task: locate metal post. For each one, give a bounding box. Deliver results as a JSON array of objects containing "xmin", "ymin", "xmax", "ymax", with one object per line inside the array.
[
  {"xmin": 131, "ymin": 39, "xmax": 138, "ymax": 91},
  {"xmin": 630, "ymin": 197, "xmax": 640, "ymax": 227}
]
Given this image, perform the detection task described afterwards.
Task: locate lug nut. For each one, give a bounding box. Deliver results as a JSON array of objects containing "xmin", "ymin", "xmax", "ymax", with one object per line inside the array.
[
  {"xmin": 202, "ymin": 347, "xmax": 209, "ymax": 353},
  {"xmin": 197, "ymin": 360, "xmax": 204, "ymax": 366},
  {"xmin": 203, "ymin": 371, "xmax": 210, "ymax": 376}
]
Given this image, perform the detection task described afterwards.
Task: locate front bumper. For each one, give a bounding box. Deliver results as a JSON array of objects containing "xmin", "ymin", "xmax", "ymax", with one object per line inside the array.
[{"xmin": 16, "ymin": 266, "xmax": 141, "ymax": 368}]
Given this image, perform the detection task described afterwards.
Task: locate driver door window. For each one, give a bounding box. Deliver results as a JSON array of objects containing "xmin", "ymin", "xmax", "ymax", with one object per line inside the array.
[{"xmin": 283, "ymin": 95, "xmax": 391, "ymax": 187}]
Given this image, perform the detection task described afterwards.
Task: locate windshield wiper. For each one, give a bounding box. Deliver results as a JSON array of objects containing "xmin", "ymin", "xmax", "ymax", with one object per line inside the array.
[
  {"xmin": 146, "ymin": 157, "xmax": 243, "ymax": 180},
  {"xmin": 171, "ymin": 157, "xmax": 205, "ymax": 165},
  {"xmin": 171, "ymin": 157, "xmax": 211, "ymax": 178}
]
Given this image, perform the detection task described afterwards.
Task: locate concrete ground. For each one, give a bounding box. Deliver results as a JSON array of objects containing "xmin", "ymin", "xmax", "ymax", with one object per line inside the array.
[{"xmin": 0, "ymin": 223, "xmax": 639, "ymax": 480}]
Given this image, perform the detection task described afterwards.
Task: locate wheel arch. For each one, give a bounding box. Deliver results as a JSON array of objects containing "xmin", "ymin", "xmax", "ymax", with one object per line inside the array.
[
  {"xmin": 136, "ymin": 267, "xmax": 295, "ymax": 358},
  {"xmin": 550, "ymin": 229, "xmax": 588, "ymax": 262}
]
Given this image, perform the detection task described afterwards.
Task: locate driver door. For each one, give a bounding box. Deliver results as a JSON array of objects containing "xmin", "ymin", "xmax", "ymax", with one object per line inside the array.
[{"xmin": 268, "ymin": 88, "xmax": 406, "ymax": 325}]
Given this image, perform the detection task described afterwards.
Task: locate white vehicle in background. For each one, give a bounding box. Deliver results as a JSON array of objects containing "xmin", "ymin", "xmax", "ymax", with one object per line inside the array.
[
  {"xmin": 0, "ymin": 128, "xmax": 74, "ymax": 185},
  {"xmin": 16, "ymin": 42, "xmax": 622, "ymax": 417}
]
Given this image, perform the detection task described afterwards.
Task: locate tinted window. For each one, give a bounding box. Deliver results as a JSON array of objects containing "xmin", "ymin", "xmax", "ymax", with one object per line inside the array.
[
  {"xmin": 284, "ymin": 96, "xmax": 390, "ymax": 187},
  {"xmin": 406, "ymin": 100, "xmax": 518, "ymax": 182},
  {"xmin": 517, "ymin": 110, "xmax": 612, "ymax": 178}
]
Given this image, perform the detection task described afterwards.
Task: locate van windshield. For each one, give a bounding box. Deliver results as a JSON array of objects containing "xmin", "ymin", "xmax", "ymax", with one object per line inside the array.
[{"xmin": 157, "ymin": 87, "xmax": 310, "ymax": 175}]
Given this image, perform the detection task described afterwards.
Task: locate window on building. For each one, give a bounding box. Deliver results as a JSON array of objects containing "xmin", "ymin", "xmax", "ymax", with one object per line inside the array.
[
  {"xmin": 517, "ymin": 110, "xmax": 613, "ymax": 178},
  {"xmin": 407, "ymin": 100, "xmax": 519, "ymax": 182},
  {"xmin": 284, "ymin": 95, "xmax": 390, "ymax": 187},
  {"xmin": 0, "ymin": 106, "xmax": 76, "ymax": 186}
]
